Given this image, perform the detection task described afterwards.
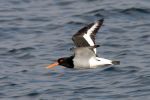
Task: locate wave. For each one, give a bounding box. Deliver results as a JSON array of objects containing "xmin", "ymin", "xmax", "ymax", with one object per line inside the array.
[
  {"xmin": 8, "ymin": 47, "xmax": 35, "ymax": 53},
  {"xmin": 121, "ymin": 7, "xmax": 150, "ymax": 14},
  {"xmin": 82, "ymin": 7, "xmax": 150, "ymax": 18}
]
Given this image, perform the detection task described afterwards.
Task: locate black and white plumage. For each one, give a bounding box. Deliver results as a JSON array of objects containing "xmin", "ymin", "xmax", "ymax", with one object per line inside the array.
[
  {"xmin": 47, "ymin": 19, "xmax": 120, "ymax": 69},
  {"xmin": 72, "ymin": 19, "xmax": 104, "ymax": 53}
]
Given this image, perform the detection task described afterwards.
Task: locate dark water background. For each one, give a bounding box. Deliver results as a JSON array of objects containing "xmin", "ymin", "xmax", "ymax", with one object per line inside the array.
[{"xmin": 0, "ymin": 0, "xmax": 150, "ymax": 100}]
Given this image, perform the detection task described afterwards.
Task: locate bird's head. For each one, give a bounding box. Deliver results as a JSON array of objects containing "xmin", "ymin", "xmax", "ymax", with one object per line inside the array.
[
  {"xmin": 47, "ymin": 57, "xmax": 74, "ymax": 69},
  {"xmin": 46, "ymin": 58, "xmax": 65, "ymax": 69}
]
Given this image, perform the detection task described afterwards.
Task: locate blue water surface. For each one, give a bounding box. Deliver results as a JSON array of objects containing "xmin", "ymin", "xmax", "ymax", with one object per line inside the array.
[{"xmin": 0, "ymin": 0, "xmax": 150, "ymax": 100}]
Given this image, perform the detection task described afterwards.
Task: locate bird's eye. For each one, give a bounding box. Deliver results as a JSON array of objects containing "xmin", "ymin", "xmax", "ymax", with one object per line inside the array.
[{"xmin": 60, "ymin": 59, "xmax": 64, "ymax": 62}]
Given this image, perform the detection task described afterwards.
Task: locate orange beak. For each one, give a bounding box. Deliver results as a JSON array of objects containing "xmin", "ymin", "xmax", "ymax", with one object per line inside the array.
[{"xmin": 46, "ymin": 62, "xmax": 59, "ymax": 69}]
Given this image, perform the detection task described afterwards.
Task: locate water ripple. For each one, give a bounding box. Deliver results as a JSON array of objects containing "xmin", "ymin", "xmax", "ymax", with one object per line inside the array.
[{"xmin": 0, "ymin": 0, "xmax": 150, "ymax": 99}]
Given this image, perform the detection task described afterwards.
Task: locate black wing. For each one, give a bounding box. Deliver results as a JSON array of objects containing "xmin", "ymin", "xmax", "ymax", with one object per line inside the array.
[{"xmin": 72, "ymin": 19, "xmax": 104, "ymax": 47}]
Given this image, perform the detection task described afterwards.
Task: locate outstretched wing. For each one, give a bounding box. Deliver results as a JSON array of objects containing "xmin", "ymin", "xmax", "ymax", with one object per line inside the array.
[
  {"xmin": 72, "ymin": 19, "xmax": 104, "ymax": 47},
  {"xmin": 72, "ymin": 19, "xmax": 104, "ymax": 53}
]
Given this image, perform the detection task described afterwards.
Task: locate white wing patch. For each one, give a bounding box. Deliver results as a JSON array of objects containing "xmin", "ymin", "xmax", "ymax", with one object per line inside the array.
[
  {"xmin": 87, "ymin": 22, "xmax": 99, "ymax": 35},
  {"xmin": 82, "ymin": 22, "xmax": 99, "ymax": 54},
  {"xmin": 83, "ymin": 34, "xmax": 94, "ymax": 46},
  {"xmin": 83, "ymin": 34, "xmax": 96, "ymax": 53}
]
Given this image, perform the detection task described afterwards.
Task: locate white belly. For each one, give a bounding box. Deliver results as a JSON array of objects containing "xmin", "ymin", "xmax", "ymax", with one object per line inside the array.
[
  {"xmin": 73, "ymin": 58, "xmax": 90, "ymax": 68},
  {"xmin": 89, "ymin": 57, "xmax": 113, "ymax": 68}
]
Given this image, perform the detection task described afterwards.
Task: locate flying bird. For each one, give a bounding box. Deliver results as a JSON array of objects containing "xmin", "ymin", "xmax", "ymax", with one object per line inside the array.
[{"xmin": 47, "ymin": 19, "xmax": 120, "ymax": 69}]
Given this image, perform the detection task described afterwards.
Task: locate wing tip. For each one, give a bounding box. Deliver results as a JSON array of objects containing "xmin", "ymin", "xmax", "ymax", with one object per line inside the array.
[{"xmin": 97, "ymin": 18, "xmax": 104, "ymax": 24}]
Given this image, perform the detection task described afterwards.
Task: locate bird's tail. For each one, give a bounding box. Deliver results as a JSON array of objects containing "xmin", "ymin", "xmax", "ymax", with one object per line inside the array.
[{"xmin": 112, "ymin": 61, "xmax": 120, "ymax": 65}]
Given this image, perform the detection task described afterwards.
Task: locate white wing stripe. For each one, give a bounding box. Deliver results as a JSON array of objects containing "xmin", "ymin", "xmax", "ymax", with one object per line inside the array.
[
  {"xmin": 87, "ymin": 22, "xmax": 98, "ymax": 35},
  {"xmin": 83, "ymin": 34, "xmax": 96, "ymax": 53},
  {"xmin": 83, "ymin": 34, "xmax": 94, "ymax": 46}
]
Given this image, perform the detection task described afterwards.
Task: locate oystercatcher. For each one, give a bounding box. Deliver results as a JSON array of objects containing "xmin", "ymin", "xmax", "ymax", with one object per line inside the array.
[{"xmin": 47, "ymin": 19, "xmax": 120, "ymax": 69}]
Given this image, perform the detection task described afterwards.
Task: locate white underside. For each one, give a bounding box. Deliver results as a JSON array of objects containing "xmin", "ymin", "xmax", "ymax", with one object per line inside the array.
[{"xmin": 89, "ymin": 57, "xmax": 113, "ymax": 68}]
